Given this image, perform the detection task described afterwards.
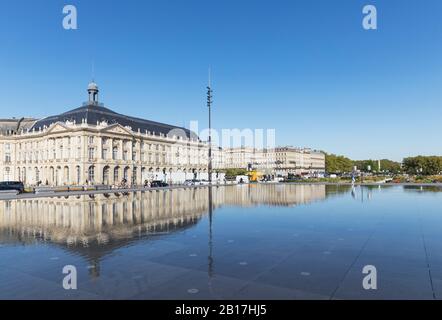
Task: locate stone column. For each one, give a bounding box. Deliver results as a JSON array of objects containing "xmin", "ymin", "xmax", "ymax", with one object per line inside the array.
[
  {"xmin": 136, "ymin": 165, "xmax": 142, "ymax": 185},
  {"xmin": 119, "ymin": 140, "xmax": 124, "ymax": 160},
  {"xmin": 127, "ymin": 167, "xmax": 132, "ymax": 186},
  {"xmin": 97, "ymin": 136, "xmax": 102, "ymax": 161},
  {"xmin": 109, "ymin": 165, "xmax": 115, "ymax": 186},
  {"xmin": 95, "ymin": 164, "xmax": 103, "ymax": 185},
  {"xmin": 108, "ymin": 138, "xmax": 113, "ymax": 160}
]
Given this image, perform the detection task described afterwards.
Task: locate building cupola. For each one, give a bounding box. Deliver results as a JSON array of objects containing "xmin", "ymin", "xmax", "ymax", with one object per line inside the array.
[{"xmin": 87, "ymin": 81, "xmax": 99, "ymax": 104}]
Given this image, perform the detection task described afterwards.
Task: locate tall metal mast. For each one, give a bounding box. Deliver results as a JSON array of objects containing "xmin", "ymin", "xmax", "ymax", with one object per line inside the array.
[{"xmin": 207, "ymin": 68, "xmax": 213, "ymax": 184}]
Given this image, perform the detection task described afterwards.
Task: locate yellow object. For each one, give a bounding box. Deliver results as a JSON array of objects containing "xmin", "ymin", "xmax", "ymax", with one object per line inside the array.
[{"xmin": 248, "ymin": 170, "xmax": 263, "ymax": 182}]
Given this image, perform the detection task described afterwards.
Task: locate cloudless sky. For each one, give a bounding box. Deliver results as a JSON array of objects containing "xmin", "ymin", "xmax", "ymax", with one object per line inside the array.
[{"xmin": 0, "ymin": 0, "xmax": 441, "ymax": 161}]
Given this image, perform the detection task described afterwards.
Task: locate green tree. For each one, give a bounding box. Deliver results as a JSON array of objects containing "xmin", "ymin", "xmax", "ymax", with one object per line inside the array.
[
  {"xmin": 403, "ymin": 156, "xmax": 442, "ymax": 175},
  {"xmin": 325, "ymin": 154, "xmax": 353, "ymax": 173},
  {"xmin": 222, "ymin": 168, "xmax": 248, "ymax": 178},
  {"xmin": 379, "ymin": 159, "xmax": 402, "ymax": 173},
  {"xmin": 353, "ymin": 159, "xmax": 401, "ymax": 173}
]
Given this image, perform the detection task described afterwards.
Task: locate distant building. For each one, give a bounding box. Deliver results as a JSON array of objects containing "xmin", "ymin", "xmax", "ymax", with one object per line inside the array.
[
  {"xmin": 220, "ymin": 146, "xmax": 325, "ymax": 177},
  {"xmin": 222, "ymin": 147, "xmax": 256, "ymax": 170},
  {"xmin": 274, "ymin": 147, "xmax": 325, "ymax": 177}
]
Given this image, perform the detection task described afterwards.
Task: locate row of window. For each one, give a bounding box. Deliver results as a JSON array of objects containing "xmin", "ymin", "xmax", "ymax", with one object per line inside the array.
[
  {"xmin": 10, "ymin": 147, "xmax": 82, "ymax": 162},
  {"xmin": 4, "ymin": 149, "xmax": 208, "ymax": 165},
  {"xmin": 13, "ymin": 137, "xmax": 83, "ymax": 151}
]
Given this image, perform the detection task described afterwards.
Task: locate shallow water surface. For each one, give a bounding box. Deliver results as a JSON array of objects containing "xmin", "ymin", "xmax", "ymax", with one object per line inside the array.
[{"xmin": 0, "ymin": 184, "xmax": 441, "ymax": 299}]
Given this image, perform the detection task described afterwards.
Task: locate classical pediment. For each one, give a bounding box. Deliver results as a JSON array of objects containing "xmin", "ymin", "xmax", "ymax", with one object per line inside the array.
[
  {"xmin": 46, "ymin": 122, "xmax": 70, "ymax": 133},
  {"xmin": 100, "ymin": 124, "xmax": 134, "ymax": 135}
]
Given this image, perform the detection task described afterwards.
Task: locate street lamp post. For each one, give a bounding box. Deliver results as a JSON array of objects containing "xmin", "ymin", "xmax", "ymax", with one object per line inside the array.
[{"xmin": 207, "ymin": 73, "xmax": 213, "ymax": 184}]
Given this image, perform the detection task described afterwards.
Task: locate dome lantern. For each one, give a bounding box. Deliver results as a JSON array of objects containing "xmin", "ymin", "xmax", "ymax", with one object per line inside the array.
[{"xmin": 87, "ymin": 81, "xmax": 99, "ymax": 104}]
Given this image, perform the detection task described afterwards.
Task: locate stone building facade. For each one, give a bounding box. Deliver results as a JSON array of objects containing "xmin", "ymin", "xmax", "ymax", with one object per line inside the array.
[
  {"xmin": 0, "ymin": 83, "xmax": 218, "ymax": 186},
  {"xmin": 274, "ymin": 147, "xmax": 326, "ymax": 177},
  {"xmin": 0, "ymin": 83, "xmax": 325, "ymax": 186},
  {"xmin": 221, "ymin": 146, "xmax": 325, "ymax": 177}
]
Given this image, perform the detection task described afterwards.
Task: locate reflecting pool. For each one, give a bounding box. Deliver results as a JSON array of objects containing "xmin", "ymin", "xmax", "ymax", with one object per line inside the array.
[{"xmin": 0, "ymin": 184, "xmax": 442, "ymax": 299}]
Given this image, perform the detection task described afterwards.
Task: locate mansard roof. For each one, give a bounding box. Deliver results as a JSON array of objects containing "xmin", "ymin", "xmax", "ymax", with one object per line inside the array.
[
  {"xmin": 0, "ymin": 117, "xmax": 37, "ymax": 135},
  {"xmin": 31, "ymin": 103, "xmax": 197, "ymax": 139}
]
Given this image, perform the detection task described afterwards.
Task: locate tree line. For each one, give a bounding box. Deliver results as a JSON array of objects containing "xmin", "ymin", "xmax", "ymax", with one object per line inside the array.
[
  {"xmin": 402, "ymin": 156, "xmax": 442, "ymax": 175},
  {"xmin": 325, "ymin": 154, "xmax": 442, "ymax": 175}
]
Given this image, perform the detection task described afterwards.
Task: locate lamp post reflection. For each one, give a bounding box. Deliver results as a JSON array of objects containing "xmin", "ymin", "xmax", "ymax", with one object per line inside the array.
[{"xmin": 207, "ymin": 186, "xmax": 215, "ymax": 295}]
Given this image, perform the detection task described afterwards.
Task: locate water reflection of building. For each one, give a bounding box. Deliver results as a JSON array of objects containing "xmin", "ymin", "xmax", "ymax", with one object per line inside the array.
[
  {"xmin": 0, "ymin": 189, "xmax": 212, "ymax": 277},
  {"xmin": 0, "ymin": 190, "xmax": 210, "ymax": 246},
  {"xmin": 0, "ymin": 185, "xmax": 329, "ymax": 277},
  {"xmin": 0, "ymin": 185, "xmax": 327, "ymax": 243},
  {"xmin": 222, "ymin": 184, "xmax": 326, "ymax": 207}
]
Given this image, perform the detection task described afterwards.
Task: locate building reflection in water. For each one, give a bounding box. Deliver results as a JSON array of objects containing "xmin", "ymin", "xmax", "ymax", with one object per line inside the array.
[{"xmin": 0, "ymin": 184, "xmax": 332, "ymax": 278}]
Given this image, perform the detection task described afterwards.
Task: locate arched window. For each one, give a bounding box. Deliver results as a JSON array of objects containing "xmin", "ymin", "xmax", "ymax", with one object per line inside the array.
[
  {"xmin": 55, "ymin": 167, "xmax": 60, "ymax": 186},
  {"xmin": 64, "ymin": 166, "xmax": 69, "ymax": 183},
  {"xmin": 114, "ymin": 167, "xmax": 120, "ymax": 183},
  {"xmin": 88, "ymin": 166, "xmax": 95, "ymax": 183},
  {"xmin": 141, "ymin": 167, "xmax": 146, "ymax": 181},
  {"xmin": 4, "ymin": 167, "xmax": 11, "ymax": 181},
  {"xmin": 133, "ymin": 167, "xmax": 137, "ymax": 184},
  {"xmin": 103, "ymin": 166, "xmax": 110, "ymax": 185}
]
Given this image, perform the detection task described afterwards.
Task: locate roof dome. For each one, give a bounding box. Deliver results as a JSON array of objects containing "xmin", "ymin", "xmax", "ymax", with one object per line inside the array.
[{"xmin": 88, "ymin": 82, "xmax": 98, "ymax": 91}]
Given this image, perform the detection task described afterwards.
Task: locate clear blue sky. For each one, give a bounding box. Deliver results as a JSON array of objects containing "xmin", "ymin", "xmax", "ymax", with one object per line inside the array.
[{"xmin": 0, "ymin": 0, "xmax": 441, "ymax": 161}]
